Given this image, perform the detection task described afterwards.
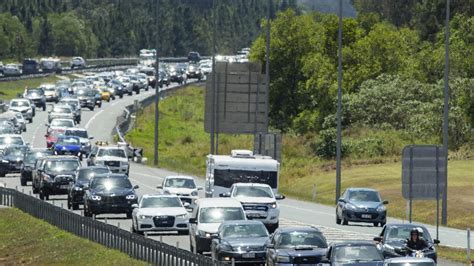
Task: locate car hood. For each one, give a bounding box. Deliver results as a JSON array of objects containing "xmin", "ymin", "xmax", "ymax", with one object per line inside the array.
[
  {"xmin": 50, "ymin": 112, "xmax": 73, "ymax": 116},
  {"xmin": 233, "ymin": 196, "xmax": 275, "ymax": 204},
  {"xmin": 348, "ymin": 201, "xmax": 383, "ymax": 209},
  {"xmin": 91, "ymin": 187, "xmax": 134, "ymax": 196},
  {"xmin": 164, "ymin": 188, "xmax": 196, "ymax": 195},
  {"xmin": 55, "ymin": 144, "xmax": 81, "ymax": 151},
  {"xmin": 197, "ymin": 223, "xmax": 221, "ymax": 233},
  {"xmin": 25, "ymin": 94, "xmax": 43, "ymax": 99},
  {"xmin": 333, "ymin": 262, "xmax": 384, "ymax": 266},
  {"xmin": 2, "ymin": 155, "xmax": 24, "ymax": 162},
  {"xmin": 77, "ymin": 96, "xmax": 93, "ymax": 100},
  {"xmin": 137, "ymin": 207, "xmax": 187, "ymax": 216},
  {"xmin": 47, "ymin": 170, "xmax": 76, "ymax": 177},
  {"xmin": 96, "ymin": 156, "xmax": 128, "ymax": 162},
  {"xmin": 223, "ymin": 237, "xmax": 268, "ymax": 249},
  {"xmin": 9, "ymin": 107, "xmax": 30, "ymax": 112},
  {"xmin": 277, "ymin": 247, "xmax": 327, "ymax": 258},
  {"xmin": 384, "ymin": 238, "xmax": 409, "ymax": 248}
]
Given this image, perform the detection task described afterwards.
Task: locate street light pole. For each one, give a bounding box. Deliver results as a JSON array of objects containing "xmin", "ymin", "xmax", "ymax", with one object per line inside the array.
[
  {"xmin": 265, "ymin": 0, "xmax": 271, "ymax": 133},
  {"xmin": 153, "ymin": 0, "xmax": 160, "ymax": 166},
  {"xmin": 335, "ymin": 0, "xmax": 343, "ymax": 203},
  {"xmin": 210, "ymin": 0, "xmax": 217, "ymax": 155},
  {"xmin": 441, "ymin": 0, "xmax": 450, "ymax": 226}
]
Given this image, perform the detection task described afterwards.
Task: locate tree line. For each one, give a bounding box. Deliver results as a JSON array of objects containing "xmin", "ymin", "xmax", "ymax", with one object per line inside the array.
[{"xmin": 0, "ymin": 0, "xmax": 296, "ymax": 61}]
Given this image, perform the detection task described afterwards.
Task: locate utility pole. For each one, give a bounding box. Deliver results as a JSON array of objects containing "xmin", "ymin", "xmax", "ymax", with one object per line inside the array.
[
  {"xmin": 441, "ymin": 0, "xmax": 450, "ymax": 225},
  {"xmin": 153, "ymin": 0, "xmax": 160, "ymax": 166},
  {"xmin": 335, "ymin": 0, "xmax": 343, "ymax": 203},
  {"xmin": 210, "ymin": 0, "xmax": 217, "ymax": 155},
  {"xmin": 265, "ymin": 0, "xmax": 271, "ymax": 133}
]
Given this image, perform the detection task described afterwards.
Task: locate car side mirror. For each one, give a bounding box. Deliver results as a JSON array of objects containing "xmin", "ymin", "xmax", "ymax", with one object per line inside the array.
[
  {"xmin": 219, "ymin": 193, "xmax": 230, "ymax": 198},
  {"xmin": 133, "ymin": 185, "xmax": 139, "ymax": 189},
  {"xmin": 89, "ymin": 136, "xmax": 94, "ymax": 140},
  {"xmin": 156, "ymin": 185, "xmax": 163, "ymax": 189},
  {"xmin": 434, "ymin": 239, "xmax": 440, "ymax": 244},
  {"xmin": 189, "ymin": 218, "xmax": 197, "ymax": 224},
  {"xmin": 383, "ymin": 200, "xmax": 389, "ymax": 205},
  {"xmin": 338, "ymin": 198, "xmax": 346, "ymax": 203},
  {"xmin": 197, "ymin": 186, "xmax": 203, "ymax": 191},
  {"xmin": 275, "ymin": 194, "xmax": 285, "ymax": 200},
  {"xmin": 266, "ymin": 243, "xmax": 274, "ymax": 249},
  {"xmin": 131, "ymin": 204, "xmax": 139, "ymax": 209},
  {"xmin": 45, "ymin": 123, "xmax": 50, "ymax": 127},
  {"xmin": 25, "ymin": 142, "xmax": 30, "ymax": 146},
  {"xmin": 373, "ymin": 236, "xmax": 383, "ymax": 242}
]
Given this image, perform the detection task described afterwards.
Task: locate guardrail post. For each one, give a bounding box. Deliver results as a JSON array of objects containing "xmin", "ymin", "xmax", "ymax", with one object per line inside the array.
[{"xmin": 468, "ymin": 228, "xmax": 472, "ymax": 263}]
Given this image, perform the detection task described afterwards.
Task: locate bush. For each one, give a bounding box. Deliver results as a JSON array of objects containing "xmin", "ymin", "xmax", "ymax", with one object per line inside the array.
[{"xmin": 311, "ymin": 128, "xmax": 349, "ymax": 159}]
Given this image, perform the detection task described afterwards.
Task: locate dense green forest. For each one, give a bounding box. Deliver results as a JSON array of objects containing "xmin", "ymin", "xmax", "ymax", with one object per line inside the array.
[
  {"xmin": 0, "ymin": 0, "xmax": 297, "ymax": 60},
  {"xmin": 251, "ymin": 1, "xmax": 473, "ymax": 157}
]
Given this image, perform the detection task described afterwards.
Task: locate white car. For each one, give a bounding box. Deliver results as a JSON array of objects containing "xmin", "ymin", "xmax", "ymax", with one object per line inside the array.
[
  {"xmin": 40, "ymin": 84, "xmax": 59, "ymax": 103},
  {"xmin": 48, "ymin": 104, "xmax": 74, "ymax": 123},
  {"xmin": 189, "ymin": 198, "xmax": 246, "ymax": 254},
  {"xmin": 384, "ymin": 257, "xmax": 435, "ymax": 266},
  {"xmin": 132, "ymin": 194, "xmax": 189, "ymax": 235},
  {"xmin": 47, "ymin": 118, "xmax": 75, "ymax": 133},
  {"xmin": 87, "ymin": 146, "xmax": 129, "ymax": 175},
  {"xmin": 13, "ymin": 112, "xmax": 27, "ymax": 132},
  {"xmin": 222, "ymin": 183, "xmax": 285, "ymax": 232},
  {"xmin": 3, "ymin": 64, "xmax": 21, "ymax": 76},
  {"xmin": 71, "ymin": 57, "xmax": 86, "ymax": 69},
  {"xmin": 158, "ymin": 176, "xmax": 202, "ymax": 209},
  {"xmin": 8, "ymin": 99, "xmax": 34, "ymax": 123}
]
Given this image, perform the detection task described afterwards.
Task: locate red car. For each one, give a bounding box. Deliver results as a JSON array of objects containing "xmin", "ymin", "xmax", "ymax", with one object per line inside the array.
[{"xmin": 45, "ymin": 129, "xmax": 64, "ymax": 148}]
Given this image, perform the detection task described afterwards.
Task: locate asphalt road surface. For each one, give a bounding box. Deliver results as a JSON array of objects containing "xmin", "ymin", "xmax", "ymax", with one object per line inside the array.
[{"xmin": 0, "ymin": 81, "xmax": 468, "ymax": 265}]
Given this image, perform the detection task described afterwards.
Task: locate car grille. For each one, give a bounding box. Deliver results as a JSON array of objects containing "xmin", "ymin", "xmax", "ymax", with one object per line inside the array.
[
  {"xmin": 20, "ymin": 109, "xmax": 28, "ymax": 113},
  {"xmin": 54, "ymin": 175, "xmax": 74, "ymax": 183},
  {"xmin": 102, "ymin": 195, "xmax": 127, "ymax": 204},
  {"xmin": 292, "ymin": 256, "xmax": 320, "ymax": 264},
  {"xmin": 176, "ymin": 193, "xmax": 190, "ymax": 197},
  {"xmin": 153, "ymin": 216, "xmax": 175, "ymax": 227},
  {"xmin": 237, "ymin": 245, "xmax": 264, "ymax": 252},
  {"xmin": 104, "ymin": 161, "xmax": 120, "ymax": 167},
  {"xmin": 180, "ymin": 198, "xmax": 192, "ymax": 204},
  {"xmin": 242, "ymin": 204, "xmax": 268, "ymax": 212}
]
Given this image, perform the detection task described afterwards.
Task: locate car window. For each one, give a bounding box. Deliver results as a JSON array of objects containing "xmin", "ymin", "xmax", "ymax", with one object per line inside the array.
[
  {"xmin": 51, "ymin": 120, "xmax": 74, "ymax": 127},
  {"xmin": 77, "ymin": 168, "xmax": 109, "ymax": 181},
  {"xmin": 97, "ymin": 148, "xmax": 126, "ymax": 158},
  {"xmin": 220, "ymin": 223, "xmax": 268, "ymax": 238},
  {"xmin": 275, "ymin": 231, "xmax": 328, "ymax": 249},
  {"xmin": 90, "ymin": 178, "xmax": 132, "ymax": 189},
  {"xmin": 199, "ymin": 207, "xmax": 245, "ymax": 224},
  {"xmin": 332, "ymin": 245, "xmax": 383, "ymax": 263},
  {"xmin": 164, "ymin": 178, "xmax": 196, "ymax": 189},
  {"xmin": 53, "ymin": 107, "xmax": 71, "ymax": 113},
  {"xmin": 140, "ymin": 197, "xmax": 182, "ymax": 208},
  {"xmin": 233, "ymin": 186, "xmax": 273, "ymax": 198},
  {"xmin": 65, "ymin": 130, "xmax": 88, "ymax": 138},
  {"xmin": 386, "ymin": 263, "xmax": 435, "ymax": 266},
  {"xmin": 4, "ymin": 146, "xmax": 28, "ymax": 156},
  {"xmin": 57, "ymin": 136, "xmax": 80, "ymax": 145},
  {"xmin": 0, "ymin": 136, "xmax": 24, "ymax": 145},
  {"xmin": 385, "ymin": 226, "xmax": 432, "ymax": 242},
  {"xmin": 10, "ymin": 101, "xmax": 29, "ymax": 107},
  {"xmin": 348, "ymin": 191, "xmax": 381, "ymax": 202},
  {"xmin": 44, "ymin": 160, "xmax": 80, "ymax": 172}
]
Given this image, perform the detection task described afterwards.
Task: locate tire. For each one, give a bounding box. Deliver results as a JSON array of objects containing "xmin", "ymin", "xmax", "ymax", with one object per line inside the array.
[
  {"xmin": 107, "ymin": 98, "xmax": 110, "ymax": 102},
  {"xmin": 342, "ymin": 215, "xmax": 348, "ymax": 226},
  {"xmin": 84, "ymin": 207, "xmax": 92, "ymax": 217},
  {"xmin": 373, "ymin": 222, "xmax": 379, "ymax": 227},
  {"xmin": 29, "ymin": 118, "xmax": 33, "ymax": 123},
  {"xmin": 90, "ymin": 107, "xmax": 94, "ymax": 111},
  {"xmin": 67, "ymin": 199, "xmax": 72, "ymax": 209},
  {"xmin": 120, "ymin": 94, "xmax": 123, "ymax": 99},
  {"xmin": 42, "ymin": 105, "xmax": 46, "ymax": 111},
  {"xmin": 72, "ymin": 203, "xmax": 79, "ymax": 210},
  {"xmin": 39, "ymin": 191, "xmax": 45, "ymax": 200},
  {"xmin": 126, "ymin": 212, "xmax": 132, "ymax": 219},
  {"xmin": 20, "ymin": 178, "xmax": 27, "ymax": 186},
  {"xmin": 380, "ymin": 221, "xmax": 386, "ymax": 227},
  {"xmin": 128, "ymin": 91, "xmax": 132, "ymax": 96},
  {"xmin": 336, "ymin": 214, "xmax": 341, "ymax": 225},
  {"xmin": 0, "ymin": 171, "xmax": 6, "ymax": 177},
  {"xmin": 98, "ymin": 103, "xmax": 102, "ymax": 108},
  {"xmin": 23, "ymin": 127, "xmax": 26, "ymax": 132}
]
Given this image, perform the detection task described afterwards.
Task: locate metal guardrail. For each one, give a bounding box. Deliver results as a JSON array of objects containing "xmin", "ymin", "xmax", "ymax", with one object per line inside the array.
[{"xmin": 0, "ymin": 187, "xmax": 214, "ymax": 265}]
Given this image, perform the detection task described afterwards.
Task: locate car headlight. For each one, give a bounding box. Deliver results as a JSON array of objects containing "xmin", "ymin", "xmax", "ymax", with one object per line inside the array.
[
  {"xmin": 138, "ymin": 214, "xmax": 153, "ymax": 219},
  {"xmin": 277, "ymin": 255, "xmax": 290, "ymax": 263},
  {"xmin": 191, "ymin": 191, "xmax": 198, "ymax": 196},
  {"xmin": 269, "ymin": 202, "xmax": 277, "ymax": 209},
  {"xmin": 197, "ymin": 230, "xmax": 212, "ymax": 238},
  {"xmin": 42, "ymin": 173, "xmax": 53, "ymax": 182},
  {"xmin": 346, "ymin": 203, "xmax": 357, "ymax": 210},
  {"xmin": 27, "ymin": 109, "xmax": 32, "ymax": 113},
  {"xmin": 121, "ymin": 161, "xmax": 129, "ymax": 166},
  {"xmin": 219, "ymin": 242, "xmax": 233, "ymax": 251},
  {"xmin": 126, "ymin": 194, "xmax": 136, "ymax": 200},
  {"xmin": 74, "ymin": 186, "xmax": 83, "ymax": 191},
  {"xmin": 377, "ymin": 205, "xmax": 386, "ymax": 212},
  {"xmin": 86, "ymin": 100, "xmax": 92, "ymax": 103},
  {"xmin": 91, "ymin": 195, "xmax": 101, "ymax": 201},
  {"xmin": 1, "ymin": 159, "xmax": 8, "ymax": 163},
  {"xmin": 176, "ymin": 213, "xmax": 188, "ymax": 219}
]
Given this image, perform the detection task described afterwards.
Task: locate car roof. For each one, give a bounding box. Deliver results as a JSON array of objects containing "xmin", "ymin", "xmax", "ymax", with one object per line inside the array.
[
  {"xmin": 93, "ymin": 173, "xmax": 128, "ymax": 179},
  {"xmin": 346, "ymin": 187, "xmax": 378, "ymax": 192},
  {"xmin": 42, "ymin": 155, "xmax": 80, "ymax": 161},
  {"xmin": 142, "ymin": 194, "xmax": 179, "ymax": 199},
  {"xmin": 385, "ymin": 223, "xmax": 427, "ymax": 229},
  {"xmin": 196, "ymin": 198, "xmax": 243, "ymax": 208},
  {"xmin": 331, "ymin": 240, "xmax": 377, "ymax": 247},
  {"xmin": 165, "ymin": 175, "xmax": 195, "ymax": 180},
  {"xmin": 65, "ymin": 128, "xmax": 87, "ymax": 132},
  {"xmin": 0, "ymin": 134, "xmax": 23, "ymax": 138},
  {"xmin": 98, "ymin": 146, "xmax": 125, "ymax": 150},
  {"xmin": 232, "ymin": 183, "xmax": 271, "ymax": 188}
]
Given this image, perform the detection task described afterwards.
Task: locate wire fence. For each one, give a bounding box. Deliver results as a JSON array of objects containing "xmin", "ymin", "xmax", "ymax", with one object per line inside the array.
[{"xmin": 0, "ymin": 187, "xmax": 215, "ymax": 266}]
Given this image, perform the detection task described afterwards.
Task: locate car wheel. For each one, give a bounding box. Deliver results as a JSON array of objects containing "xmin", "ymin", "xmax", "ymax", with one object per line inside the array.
[
  {"xmin": 380, "ymin": 221, "xmax": 386, "ymax": 227},
  {"xmin": 42, "ymin": 105, "xmax": 46, "ymax": 111},
  {"xmin": 84, "ymin": 207, "xmax": 92, "ymax": 217},
  {"xmin": 29, "ymin": 118, "xmax": 33, "ymax": 123},
  {"xmin": 39, "ymin": 191, "xmax": 45, "ymax": 200},
  {"xmin": 373, "ymin": 222, "xmax": 379, "ymax": 227},
  {"xmin": 128, "ymin": 91, "xmax": 132, "ymax": 96},
  {"xmin": 0, "ymin": 171, "xmax": 6, "ymax": 177},
  {"xmin": 20, "ymin": 178, "xmax": 27, "ymax": 186},
  {"xmin": 342, "ymin": 215, "xmax": 348, "ymax": 226},
  {"xmin": 98, "ymin": 103, "xmax": 102, "ymax": 108},
  {"xmin": 67, "ymin": 199, "xmax": 72, "ymax": 209},
  {"xmin": 126, "ymin": 212, "xmax": 132, "ymax": 219},
  {"xmin": 23, "ymin": 127, "xmax": 27, "ymax": 132},
  {"xmin": 120, "ymin": 94, "xmax": 123, "ymax": 98},
  {"xmin": 107, "ymin": 98, "xmax": 110, "ymax": 102},
  {"xmin": 336, "ymin": 209, "xmax": 341, "ymax": 224},
  {"xmin": 72, "ymin": 203, "xmax": 79, "ymax": 210}
]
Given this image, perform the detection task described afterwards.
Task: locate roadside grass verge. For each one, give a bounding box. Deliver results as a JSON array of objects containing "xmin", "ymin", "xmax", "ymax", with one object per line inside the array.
[
  {"xmin": 0, "ymin": 208, "xmax": 146, "ymax": 265},
  {"xmin": 126, "ymin": 86, "xmax": 474, "ymax": 230},
  {"xmin": 0, "ymin": 75, "xmax": 61, "ymax": 100},
  {"xmin": 437, "ymin": 246, "xmax": 473, "ymax": 264}
]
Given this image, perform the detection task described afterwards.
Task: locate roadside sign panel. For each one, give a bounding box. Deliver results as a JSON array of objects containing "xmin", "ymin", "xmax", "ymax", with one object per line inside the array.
[{"xmin": 253, "ymin": 133, "xmax": 282, "ymax": 162}]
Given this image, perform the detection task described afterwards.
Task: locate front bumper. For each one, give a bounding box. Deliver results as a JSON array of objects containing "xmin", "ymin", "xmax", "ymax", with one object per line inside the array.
[
  {"xmin": 87, "ymin": 199, "xmax": 137, "ymax": 214},
  {"xmin": 343, "ymin": 209, "xmax": 386, "ymax": 223},
  {"xmin": 216, "ymin": 250, "xmax": 266, "ymax": 264},
  {"xmin": 137, "ymin": 216, "xmax": 189, "ymax": 232},
  {"xmin": 0, "ymin": 161, "xmax": 22, "ymax": 173},
  {"xmin": 45, "ymin": 95, "xmax": 58, "ymax": 102},
  {"xmin": 42, "ymin": 181, "xmax": 71, "ymax": 195},
  {"xmin": 79, "ymin": 99, "xmax": 95, "ymax": 108},
  {"xmin": 69, "ymin": 190, "xmax": 85, "ymax": 204},
  {"xmin": 244, "ymin": 209, "xmax": 280, "ymax": 226}
]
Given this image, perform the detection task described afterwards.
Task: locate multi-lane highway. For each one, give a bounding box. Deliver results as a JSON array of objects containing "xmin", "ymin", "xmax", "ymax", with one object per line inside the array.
[{"xmin": 0, "ymin": 79, "xmax": 469, "ymax": 265}]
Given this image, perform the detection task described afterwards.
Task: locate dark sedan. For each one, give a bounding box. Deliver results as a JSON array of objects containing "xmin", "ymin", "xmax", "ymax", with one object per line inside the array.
[
  {"xmin": 336, "ymin": 188, "xmax": 388, "ymax": 227},
  {"xmin": 0, "ymin": 145, "xmax": 29, "ymax": 177},
  {"xmin": 211, "ymin": 220, "xmax": 269, "ymax": 264},
  {"xmin": 67, "ymin": 166, "xmax": 111, "ymax": 210},
  {"xmin": 374, "ymin": 224, "xmax": 439, "ymax": 262},
  {"xmin": 20, "ymin": 148, "xmax": 53, "ymax": 186},
  {"xmin": 83, "ymin": 174, "xmax": 138, "ymax": 218},
  {"xmin": 266, "ymin": 227, "xmax": 328, "ymax": 266},
  {"xmin": 326, "ymin": 241, "xmax": 384, "ymax": 265}
]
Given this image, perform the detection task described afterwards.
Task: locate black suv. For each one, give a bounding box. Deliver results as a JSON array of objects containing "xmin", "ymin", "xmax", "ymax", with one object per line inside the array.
[
  {"xmin": 36, "ymin": 156, "xmax": 81, "ymax": 200},
  {"xmin": 67, "ymin": 166, "xmax": 111, "ymax": 210},
  {"xmin": 22, "ymin": 58, "xmax": 40, "ymax": 74},
  {"xmin": 187, "ymin": 51, "xmax": 201, "ymax": 62},
  {"xmin": 0, "ymin": 145, "xmax": 29, "ymax": 177},
  {"xmin": 23, "ymin": 88, "xmax": 47, "ymax": 111},
  {"xmin": 84, "ymin": 174, "xmax": 138, "ymax": 218},
  {"xmin": 20, "ymin": 148, "xmax": 53, "ymax": 186},
  {"xmin": 76, "ymin": 88, "xmax": 95, "ymax": 111}
]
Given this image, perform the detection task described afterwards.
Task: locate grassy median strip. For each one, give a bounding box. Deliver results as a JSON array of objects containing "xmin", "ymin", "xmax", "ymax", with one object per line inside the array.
[
  {"xmin": 0, "ymin": 75, "xmax": 61, "ymax": 100},
  {"xmin": 126, "ymin": 86, "xmax": 474, "ymax": 231},
  {"xmin": 0, "ymin": 208, "xmax": 147, "ymax": 265}
]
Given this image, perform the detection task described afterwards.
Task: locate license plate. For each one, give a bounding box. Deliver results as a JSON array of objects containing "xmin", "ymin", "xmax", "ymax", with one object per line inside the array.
[
  {"xmin": 242, "ymin": 253, "xmax": 255, "ymax": 258},
  {"xmin": 361, "ymin": 214, "xmax": 371, "ymax": 219},
  {"xmin": 247, "ymin": 213, "xmax": 262, "ymax": 218},
  {"xmin": 60, "ymin": 185, "xmax": 69, "ymax": 189}
]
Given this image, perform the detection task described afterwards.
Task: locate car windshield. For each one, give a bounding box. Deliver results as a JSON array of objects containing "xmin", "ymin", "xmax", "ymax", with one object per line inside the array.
[
  {"xmin": 65, "ymin": 130, "xmax": 88, "ymax": 138},
  {"xmin": 90, "ymin": 178, "xmax": 132, "ymax": 189},
  {"xmin": 44, "ymin": 160, "xmax": 79, "ymax": 172},
  {"xmin": 233, "ymin": 186, "xmax": 273, "ymax": 198},
  {"xmin": 199, "ymin": 207, "xmax": 245, "ymax": 224},
  {"xmin": 276, "ymin": 231, "xmax": 328, "ymax": 249},
  {"xmin": 386, "ymin": 263, "xmax": 435, "ymax": 266},
  {"xmin": 77, "ymin": 168, "xmax": 109, "ymax": 181},
  {"xmin": 385, "ymin": 226, "xmax": 432, "ymax": 242},
  {"xmin": 348, "ymin": 190, "xmax": 381, "ymax": 202},
  {"xmin": 0, "ymin": 136, "xmax": 23, "ymax": 145},
  {"xmin": 51, "ymin": 120, "xmax": 74, "ymax": 127},
  {"xmin": 332, "ymin": 245, "xmax": 383, "ymax": 263},
  {"xmin": 4, "ymin": 146, "xmax": 28, "ymax": 156},
  {"xmin": 43, "ymin": 88, "xmax": 55, "ymax": 92},
  {"xmin": 26, "ymin": 90, "xmax": 44, "ymax": 96},
  {"xmin": 221, "ymin": 223, "xmax": 268, "ymax": 238},
  {"xmin": 10, "ymin": 101, "xmax": 29, "ymax": 107},
  {"xmin": 98, "ymin": 149, "xmax": 126, "ymax": 158},
  {"xmin": 25, "ymin": 151, "xmax": 51, "ymax": 164},
  {"xmin": 164, "ymin": 178, "xmax": 196, "ymax": 189},
  {"xmin": 140, "ymin": 197, "xmax": 182, "ymax": 208},
  {"xmin": 76, "ymin": 90, "xmax": 88, "ymax": 96},
  {"xmin": 53, "ymin": 107, "xmax": 71, "ymax": 113},
  {"xmin": 57, "ymin": 136, "xmax": 80, "ymax": 145}
]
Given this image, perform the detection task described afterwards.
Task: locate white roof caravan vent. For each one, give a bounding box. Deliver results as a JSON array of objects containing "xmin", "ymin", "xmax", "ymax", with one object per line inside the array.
[{"xmin": 231, "ymin": 149, "xmax": 254, "ymax": 158}]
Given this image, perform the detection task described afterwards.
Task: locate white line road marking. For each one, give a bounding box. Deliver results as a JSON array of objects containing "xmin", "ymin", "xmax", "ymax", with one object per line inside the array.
[
  {"xmin": 129, "ymin": 177, "xmax": 157, "ymax": 190},
  {"xmin": 85, "ymin": 109, "xmax": 104, "ymax": 129},
  {"xmin": 279, "ymin": 203, "xmax": 333, "ymax": 216},
  {"xmin": 31, "ymin": 116, "xmax": 46, "ymax": 146},
  {"xmin": 133, "ymin": 171, "xmax": 164, "ymax": 181}
]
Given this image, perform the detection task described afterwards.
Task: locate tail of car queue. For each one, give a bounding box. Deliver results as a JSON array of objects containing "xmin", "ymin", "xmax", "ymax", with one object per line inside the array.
[{"xmin": 0, "ymin": 52, "xmax": 439, "ymax": 266}]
